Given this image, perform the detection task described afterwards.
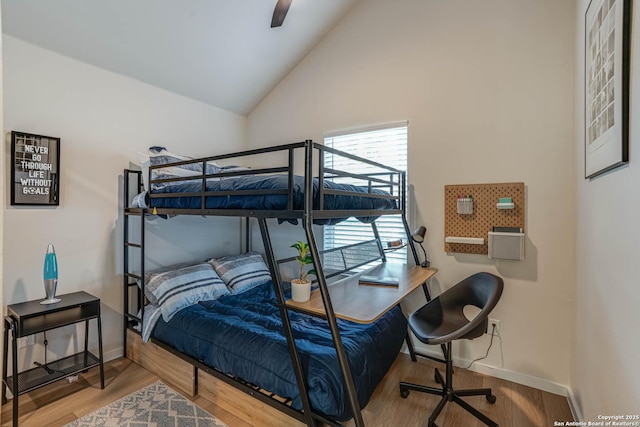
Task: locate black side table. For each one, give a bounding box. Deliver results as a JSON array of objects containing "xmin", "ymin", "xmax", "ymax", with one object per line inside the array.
[{"xmin": 2, "ymin": 291, "xmax": 104, "ymax": 426}]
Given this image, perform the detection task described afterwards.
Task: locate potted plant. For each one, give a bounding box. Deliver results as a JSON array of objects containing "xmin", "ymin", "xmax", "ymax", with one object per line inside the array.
[{"xmin": 290, "ymin": 241, "xmax": 316, "ymax": 302}]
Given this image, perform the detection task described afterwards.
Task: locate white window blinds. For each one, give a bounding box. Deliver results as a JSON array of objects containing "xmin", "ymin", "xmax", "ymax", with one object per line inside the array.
[{"xmin": 323, "ymin": 122, "xmax": 408, "ymax": 264}]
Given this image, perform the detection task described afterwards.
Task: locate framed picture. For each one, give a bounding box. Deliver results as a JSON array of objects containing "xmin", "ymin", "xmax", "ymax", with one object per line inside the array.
[
  {"xmin": 11, "ymin": 131, "xmax": 60, "ymax": 206},
  {"xmin": 584, "ymin": 0, "xmax": 631, "ymax": 178}
]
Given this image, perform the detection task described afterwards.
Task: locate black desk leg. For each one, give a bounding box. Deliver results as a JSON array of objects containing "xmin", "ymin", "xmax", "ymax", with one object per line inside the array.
[
  {"xmin": 405, "ymin": 332, "xmax": 418, "ymax": 362},
  {"xmin": 422, "ymin": 281, "xmax": 432, "ymax": 301},
  {"xmin": 83, "ymin": 319, "xmax": 89, "ymax": 370},
  {"xmin": 2, "ymin": 318, "xmax": 9, "ymax": 405},
  {"xmin": 406, "ymin": 281, "xmax": 435, "ymax": 363},
  {"xmin": 97, "ymin": 309, "xmax": 104, "ymax": 389},
  {"xmin": 12, "ymin": 324, "xmax": 19, "ymax": 427},
  {"xmin": 404, "ymin": 281, "xmax": 432, "ymax": 363},
  {"xmin": 421, "ymin": 281, "xmax": 448, "ymax": 363}
]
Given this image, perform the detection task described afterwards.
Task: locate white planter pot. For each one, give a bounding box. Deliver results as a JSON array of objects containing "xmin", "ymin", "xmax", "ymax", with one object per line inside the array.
[{"xmin": 291, "ymin": 279, "xmax": 311, "ymax": 303}]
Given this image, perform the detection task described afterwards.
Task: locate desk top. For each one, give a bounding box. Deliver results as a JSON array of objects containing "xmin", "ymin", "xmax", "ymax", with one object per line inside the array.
[
  {"xmin": 286, "ymin": 263, "xmax": 437, "ymax": 324},
  {"xmin": 7, "ymin": 291, "xmax": 99, "ymax": 319}
]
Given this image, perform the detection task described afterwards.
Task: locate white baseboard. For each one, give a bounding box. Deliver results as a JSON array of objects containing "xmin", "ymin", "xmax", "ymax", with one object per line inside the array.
[
  {"xmin": 104, "ymin": 346, "xmax": 124, "ymax": 363},
  {"xmin": 403, "ymin": 346, "xmax": 570, "ymax": 397},
  {"xmin": 566, "ymin": 387, "xmax": 583, "ymax": 422}
]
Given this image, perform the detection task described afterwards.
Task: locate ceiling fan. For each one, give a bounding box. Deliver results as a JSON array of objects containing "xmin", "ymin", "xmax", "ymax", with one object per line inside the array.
[{"xmin": 271, "ymin": 0, "xmax": 293, "ymax": 28}]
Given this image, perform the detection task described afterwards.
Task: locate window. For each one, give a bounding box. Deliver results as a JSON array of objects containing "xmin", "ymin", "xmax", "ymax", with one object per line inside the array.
[{"xmin": 323, "ymin": 122, "xmax": 408, "ymax": 265}]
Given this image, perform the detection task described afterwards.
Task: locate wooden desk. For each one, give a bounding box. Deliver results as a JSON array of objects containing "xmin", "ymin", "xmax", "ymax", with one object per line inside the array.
[{"xmin": 286, "ymin": 263, "xmax": 437, "ymax": 324}]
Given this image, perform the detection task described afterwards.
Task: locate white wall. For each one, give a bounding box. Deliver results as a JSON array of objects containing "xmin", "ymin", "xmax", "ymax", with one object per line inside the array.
[
  {"xmin": 3, "ymin": 36, "xmax": 247, "ymax": 369},
  {"xmin": 573, "ymin": 0, "xmax": 640, "ymax": 420},
  {"xmin": 249, "ymin": 0, "xmax": 576, "ymax": 391},
  {"xmin": 0, "ymin": 4, "xmax": 4, "ymax": 401}
]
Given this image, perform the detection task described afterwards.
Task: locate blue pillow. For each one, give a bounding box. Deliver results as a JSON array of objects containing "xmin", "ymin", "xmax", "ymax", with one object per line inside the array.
[
  {"xmin": 146, "ymin": 262, "xmax": 229, "ymax": 321},
  {"xmin": 209, "ymin": 252, "xmax": 272, "ymax": 294}
]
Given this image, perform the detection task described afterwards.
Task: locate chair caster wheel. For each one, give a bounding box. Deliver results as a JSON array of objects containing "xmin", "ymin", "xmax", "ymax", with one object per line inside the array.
[
  {"xmin": 486, "ymin": 394, "xmax": 497, "ymax": 404},
  {"xmin": 399, "ymin": 386, "xmax": 410, "ymax": 398}
]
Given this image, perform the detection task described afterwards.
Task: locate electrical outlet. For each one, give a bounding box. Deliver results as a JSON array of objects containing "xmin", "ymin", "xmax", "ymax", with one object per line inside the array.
[{"xmin": 487, "ymin": 318, "xmax": 500, "ymax": 336}]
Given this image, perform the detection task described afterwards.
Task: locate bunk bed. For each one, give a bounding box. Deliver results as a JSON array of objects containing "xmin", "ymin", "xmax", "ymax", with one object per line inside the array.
[{"xmin": 123, "ymin": 140, "xmax": 431, "ymax": 426}]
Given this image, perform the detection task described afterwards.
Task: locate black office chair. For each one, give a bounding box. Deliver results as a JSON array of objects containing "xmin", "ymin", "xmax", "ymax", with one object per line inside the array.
[{"xmin": 399, "ymin": 272, "xmax": 504, "ymax": 427}]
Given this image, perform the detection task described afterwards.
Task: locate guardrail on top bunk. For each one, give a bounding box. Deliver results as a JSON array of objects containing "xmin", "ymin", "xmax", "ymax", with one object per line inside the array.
[
  {"xmin": 314, "ymin": 141, "xmax": 403, "ymax": 197},
  {"xmin": 135, "ymin": 140, "xmax": 404, "ymax": 219}
]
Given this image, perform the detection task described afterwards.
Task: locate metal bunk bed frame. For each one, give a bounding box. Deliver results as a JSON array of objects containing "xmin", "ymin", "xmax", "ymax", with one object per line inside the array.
[{"xmin": 122, "ymin": 140, "xmax": 424, "ymax": 427}]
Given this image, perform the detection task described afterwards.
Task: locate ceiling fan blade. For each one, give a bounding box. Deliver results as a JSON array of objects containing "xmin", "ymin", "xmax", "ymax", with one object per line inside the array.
[{"xmin": 271, "ymin": 0, "xmax": 292, "ymax": 28}]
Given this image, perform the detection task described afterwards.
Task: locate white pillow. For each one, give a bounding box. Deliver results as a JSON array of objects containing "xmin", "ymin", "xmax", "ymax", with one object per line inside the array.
[
  {"xmin": 148, "ymin": 147, "xmax": 220, "ymax": 190},
  {"xmin": 137, "ymin": 152, "xmax": 150, "ymax": 192},
  {"xmin": 137, "ymin": 152, "xmax": 150, "ymax": 164}
]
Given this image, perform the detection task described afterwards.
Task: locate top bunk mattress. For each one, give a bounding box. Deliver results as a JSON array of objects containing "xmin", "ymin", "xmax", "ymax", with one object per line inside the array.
[
  {"xmin": 134, "ymin": 174, "xmax": 397, "ymax": 222},
  {"xmin": 150, "ymin": 280, "xmax": 407, "ymax": 422}
]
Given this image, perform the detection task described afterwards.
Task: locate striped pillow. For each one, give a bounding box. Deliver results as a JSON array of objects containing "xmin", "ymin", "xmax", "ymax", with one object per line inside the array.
[
  {"xmin": 148, "ymin": 146, "xmax": 219, "ymax": 189},
  {"xmin": 209, "ymin": 252, "xmax": 272, "ymax": 294},
  {"xmin": 140, "ymin": 261, "xmax": 199, "ymax": 303},
  {"xmin": 138, "ymin": 303, "xmax": 162, "ymax": 343},
  {"xmin": 146, "ymin": 262, "xmax": 229, "ymax": 322}
]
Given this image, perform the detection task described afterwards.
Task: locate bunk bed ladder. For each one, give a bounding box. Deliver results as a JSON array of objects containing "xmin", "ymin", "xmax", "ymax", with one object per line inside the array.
[{"xmin": 122, "ymin": 170, "xmax": 145, "ymax": 356}]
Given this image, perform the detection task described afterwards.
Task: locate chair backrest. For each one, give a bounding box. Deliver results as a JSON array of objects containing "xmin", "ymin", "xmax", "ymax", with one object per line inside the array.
[
  {"xmin": 409, "ymin": 272, "xmax": 504, "ymax": 345},
  {"xmin": 442, "ymin": 272, "xmax": 503, "ymax": 310},
  {"xmin": 440, "ymin": 272, "xmax": 504, "ymax": 340}
]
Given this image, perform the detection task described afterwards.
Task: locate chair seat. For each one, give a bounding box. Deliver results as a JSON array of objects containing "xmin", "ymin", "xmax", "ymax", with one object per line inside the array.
[{"xmin": 409, "ymin": 304, "xmax": 488, "ymax": 346}]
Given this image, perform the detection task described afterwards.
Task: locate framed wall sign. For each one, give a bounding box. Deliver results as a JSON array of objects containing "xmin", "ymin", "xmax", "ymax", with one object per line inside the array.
[
  {"xmin": 584, "ymin": 0, "xmax": 631, "ymax": 178},
  {"xmin": 11, "ymin": 131, "xmax": 60, "ymax": 206}
]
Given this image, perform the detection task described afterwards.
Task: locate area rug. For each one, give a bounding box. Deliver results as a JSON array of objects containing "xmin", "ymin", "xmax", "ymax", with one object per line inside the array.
[{"xmin": 65, "ymin": 380, "xmax": 227, "ymax": 426}]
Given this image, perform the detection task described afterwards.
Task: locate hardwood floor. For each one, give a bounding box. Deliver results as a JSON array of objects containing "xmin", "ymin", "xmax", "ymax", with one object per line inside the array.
[
  {"xmin": 1, "ymin": 358, "xmax": 155, "ymax": 427},
  {"xmin": 345, "ymin": 355, "xmax": 573, "ymax": 427},
  {"xmin": 1, "ymin": 355, "xmax": 573, "ymax": 426}
]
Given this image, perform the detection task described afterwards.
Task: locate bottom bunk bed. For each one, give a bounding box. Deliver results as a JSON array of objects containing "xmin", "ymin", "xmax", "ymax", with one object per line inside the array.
[{"xmin": 130, "ymin": 280, "xmax": 407, "ymax": 423}]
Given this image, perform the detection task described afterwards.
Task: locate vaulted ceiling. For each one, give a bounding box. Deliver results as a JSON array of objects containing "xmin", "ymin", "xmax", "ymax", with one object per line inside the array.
[{"xmin": 1, "ymin": 0, "xmax": 358, "ymax": 115}]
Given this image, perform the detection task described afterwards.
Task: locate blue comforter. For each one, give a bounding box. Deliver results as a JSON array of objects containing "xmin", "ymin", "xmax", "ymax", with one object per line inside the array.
[
  {"xmin": 141, "ymin": 175, "xmax": 396, "ymax": 224},
  {"xmin": 151, "ymin": 281, "xmax": 407, "ymax": 421}
]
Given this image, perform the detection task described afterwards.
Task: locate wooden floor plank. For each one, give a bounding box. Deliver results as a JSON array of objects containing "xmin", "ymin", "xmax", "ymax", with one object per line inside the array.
[
  {"xmin": 485, "ymin": 374, "xmax": 513, "ymax": 426},
  {"xmin": 1, "ymin": 354, "xmax": 573, "ymax": 427},
  {"xmin": 542, "ymin": 388, "xmax": 575, "ymax": 426},
  {"xmin": 509, "ymin": 380, "xmax": 549, "ymax": 426}
]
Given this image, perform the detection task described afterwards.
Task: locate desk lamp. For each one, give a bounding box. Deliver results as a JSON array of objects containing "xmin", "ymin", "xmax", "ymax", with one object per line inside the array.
[{"xmin": 411, "ymin": 226, "xmax": 430, "ymax": 268}]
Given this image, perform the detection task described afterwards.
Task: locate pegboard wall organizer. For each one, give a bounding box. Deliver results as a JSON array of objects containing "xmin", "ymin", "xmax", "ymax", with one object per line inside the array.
[{"xmin": 444, "ymin": 182, "xmax": 525, "ymax": 255}]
